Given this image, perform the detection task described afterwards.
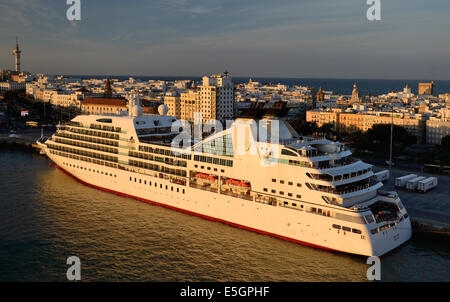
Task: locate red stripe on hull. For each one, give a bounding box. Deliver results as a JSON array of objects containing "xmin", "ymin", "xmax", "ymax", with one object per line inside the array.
[{"xmin": 55, "ymin": 165, "xmax": 347, "ymax": 255}]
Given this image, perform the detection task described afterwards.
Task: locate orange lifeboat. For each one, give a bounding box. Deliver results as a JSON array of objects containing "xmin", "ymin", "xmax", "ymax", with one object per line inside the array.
[
  {"xmin": 226, "ymin": 178, "xmax": 250, "ymax": 187},
  {"xmin": 195, "ymin": 173, "xmax": 217, "ymax": 181}
]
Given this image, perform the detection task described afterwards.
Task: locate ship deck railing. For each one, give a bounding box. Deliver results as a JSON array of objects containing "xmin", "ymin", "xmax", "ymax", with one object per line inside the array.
[
  {"xmin": 220, "ymin": 189, "xmax": 253, "ymax": 201},
  {"xmin": 189, "ymin": 182, "xmax": 218, "ymax": 193},
  {"xmin": 254, "ymin": 195, "xmax": 277, "ymax": 206}
]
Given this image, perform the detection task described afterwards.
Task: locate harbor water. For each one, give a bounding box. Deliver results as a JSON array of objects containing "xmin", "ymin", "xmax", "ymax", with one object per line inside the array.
[{"xmin": 0, "ymin": 150, "xmax": 448, "ymax": 281}]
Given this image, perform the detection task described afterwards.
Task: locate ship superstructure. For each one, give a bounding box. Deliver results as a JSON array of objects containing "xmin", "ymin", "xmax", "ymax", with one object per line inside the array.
[{"xmin": 37, "ymin": 98, "xmax": 411, "ymax": 256}]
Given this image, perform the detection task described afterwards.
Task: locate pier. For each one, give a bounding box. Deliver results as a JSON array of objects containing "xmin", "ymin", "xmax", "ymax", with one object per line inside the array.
[
  {"xmin": 0, "ymin": 129, "xmax": 52, "ymax": 152},
  {"xmin": 375, "ymin": 168, "xmax": 450, "ymax": 237}
]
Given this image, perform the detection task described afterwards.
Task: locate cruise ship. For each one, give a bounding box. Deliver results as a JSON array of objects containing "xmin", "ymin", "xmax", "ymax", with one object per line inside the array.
[{"xmin": 37, "ymin": 96, "xmax": 412, "ymax": 257}]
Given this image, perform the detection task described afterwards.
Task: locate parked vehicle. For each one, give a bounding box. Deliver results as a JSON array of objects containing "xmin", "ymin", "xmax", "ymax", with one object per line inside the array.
[
  {"xmin": 417, "ymin": 177, "xmax": 438, "ymax": 193},
  {"xmin": 25, "ymin": 121, "xmax": 39, "ymax": 128},
  {"xmin": 395, "ymin": 174, "xmax": 417, "ymax": 189},
  {"xmin": 405, "ymin": 176, "xmax": 426, "ymax": 191},
  {"xmin": 374, "ymin": 170, "xmax": 389, "ymax": 183}
]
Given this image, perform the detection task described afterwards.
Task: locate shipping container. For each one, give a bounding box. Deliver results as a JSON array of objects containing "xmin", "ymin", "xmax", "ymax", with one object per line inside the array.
[
  {"xmin": 417, "ymin": 177, "xmax": 438, "ymax": 193},
  {"xmin": 394, "ymin": 174, "xmax": 417, "ymax": 189},
  {"xmin": 374, "ymin": 170, "xmax": 389, "ymax": 183},
  {"xmin": 405, "ymin": 176, "xmax": 426, "ymax": 191}
]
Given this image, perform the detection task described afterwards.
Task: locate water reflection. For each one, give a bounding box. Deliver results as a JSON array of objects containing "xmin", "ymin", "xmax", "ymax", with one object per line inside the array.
[{"xmin": 0, "ymin": 150, "xmax": 448, "ymax": 281}]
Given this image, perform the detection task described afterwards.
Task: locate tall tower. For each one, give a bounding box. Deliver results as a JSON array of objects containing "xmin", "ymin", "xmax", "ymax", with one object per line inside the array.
[
  {"xmin": 316, "ymin": 86, "xmax": 325, "ymax": 103},
  {"xmin": 351, "ymin": 82, "xmax": 359, "ymax": 103},
  {"xmin": 12, "ymin": 37, "xmax": 22, "ymax": 73},
  {"xmin": 104, "ymin": 78, "xmax": 112, "ymax": 97}
]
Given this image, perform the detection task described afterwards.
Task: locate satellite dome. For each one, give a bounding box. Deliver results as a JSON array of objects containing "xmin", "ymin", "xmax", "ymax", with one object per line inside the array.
[{"xmin": 158, "ymin": 104, "xmax": 169, "ymax": 116}]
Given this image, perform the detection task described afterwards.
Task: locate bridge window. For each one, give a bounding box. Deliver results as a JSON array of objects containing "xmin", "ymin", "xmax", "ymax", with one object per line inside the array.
[{"xmin": 281, "ymin": 148, "xmax": 298, "ymax": 157}]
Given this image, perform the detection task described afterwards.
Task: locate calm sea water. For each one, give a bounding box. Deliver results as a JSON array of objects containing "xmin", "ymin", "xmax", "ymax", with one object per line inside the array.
[
  {"xmin": 0, "ymin": 150, "xmax": 448, "ymax": 281},
  {"xmin": 69, "ymin": 75, "xmax": 450, "ymax": 96}
]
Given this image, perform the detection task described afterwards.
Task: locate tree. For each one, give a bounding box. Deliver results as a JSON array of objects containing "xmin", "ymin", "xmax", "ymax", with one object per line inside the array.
[
  {"xmin": 317, "ymin": 123, "xmax": 336, "ymax": 138},
  {"xmin": 366, "ymin": 124, "xmax": 416, "ymax": 155},
  {"xmin": 349, "ymin": 130, "xmax": 370, "ymax": 151},
  {"xmin": 288, "ymin": 120, "xmax": 318, "ymax": 136}
]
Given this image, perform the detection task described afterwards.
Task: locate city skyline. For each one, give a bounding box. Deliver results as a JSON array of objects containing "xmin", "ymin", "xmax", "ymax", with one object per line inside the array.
[{"xmin": 1, "ymin": 0, "xmax": 450, "ymax": 80}]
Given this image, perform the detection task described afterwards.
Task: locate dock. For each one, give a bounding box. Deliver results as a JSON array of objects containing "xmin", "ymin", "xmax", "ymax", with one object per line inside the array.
[{"xmin": 376, "ymin": 168, "xmax": 450, "ymax": 237}]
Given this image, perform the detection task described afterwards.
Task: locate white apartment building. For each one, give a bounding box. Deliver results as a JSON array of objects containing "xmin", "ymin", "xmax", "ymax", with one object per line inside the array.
[
  {"xmin": 180, "ymin": 89, "xmax": 200, "ymax": 122},
  {"xmin": 164, "ymin": 93, "xmax": 181, "ymax": 118},
  {"xmin": 200, "ymin": 73, "xmax": 234, "ymax": 121},
  {"xmin": 426, "ymin": 118, "xmax": 450, "ymax": 145},
  {"xmin": 50, "ymin": 91, "xmax": 82, "ymax": 107},
  {"xmin": 176, "ymin": 72, "xmax": 235, "ymax": 123}
]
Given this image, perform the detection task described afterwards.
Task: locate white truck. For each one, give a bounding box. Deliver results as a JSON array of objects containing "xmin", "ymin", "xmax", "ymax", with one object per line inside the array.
[
  {"xmin": 417, "ymin": 177, "xmax": 438, "ymax": 193},
  {"xmin": 405, "ymin": 176, "xmax": 426, "ymax": 191},
  {"xmin": 395, "ymin": 174, "xmax": 417, "ymax": 189},
  {"xmin": 374, "ymin": 170, "xmax": 390, "ymax": 183}
]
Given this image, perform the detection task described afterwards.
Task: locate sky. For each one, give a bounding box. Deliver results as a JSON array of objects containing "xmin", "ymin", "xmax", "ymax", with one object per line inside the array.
[{"xmin": 1, "ymin": 0, "xmax": 450, "ymax": 80}]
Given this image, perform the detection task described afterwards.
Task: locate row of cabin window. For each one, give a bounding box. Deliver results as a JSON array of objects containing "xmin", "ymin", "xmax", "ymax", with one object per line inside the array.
[
  {"xmin": 370, "ymin": 214, "xmax": 407, "ymax": 235},
  {"xmin": 55, "ymin": 137, "xmax": 118, "ymax": 155},
  {"xmin": 138, "ymin": 145, "xmax": 192, "ymax": 160},
  {"xmin": 129, "ymin": 151, "xmax": 187, "ymax": 167},
  {"xmin": 263, "ymin": 187, "xmax": 301, "ymax": 199},
  {"xmin": 55, "ymin": 131, "xmax": 118, "ymax": 147},
  {"xmin": 62, "ymin": 161, "xmax": 117, "ymax": 177},
  {"xmin": 194, "ymin": 154, "xmax": 233, "ymax": 167},
  {"xmin": 90, "ymin": 123, "xmax": 121, "ymax": 133},
  {"xmin": 271, "ymin": 178, "xmax": 302, "ymax": 187},
  {"xmin": 332, "ymin": 224, "xmax": 362, "ymax": 234},
  {"xmin": 48, "ymin": 143, "xmax": 118, "ymax": 163},
  {"xmin": 129, "ymin": 177, "xmax": 185, "ymax": 194},
  {"xmin": 128, "ymin": 159, "xmax": 187, "ymax": 177},
  {"xmin": 292, "ymin": 202, "xmax": 366, "ymax": 227},
  {"xmin": 194, "ymin": 164, "xmax": 225, "ymax": 173},
  {"xmin": 50, "ymin": 150, "xmax": 118, "ymax": 169},
  {"xmin": 69, "ymin": 127, "xmax": 120, "ymax": 140}
]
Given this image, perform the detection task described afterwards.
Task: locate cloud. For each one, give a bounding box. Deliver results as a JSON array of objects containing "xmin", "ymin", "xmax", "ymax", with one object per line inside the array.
[{"xmin": 1, "ymin": 0, "xmax": 450, "ymax": 79}]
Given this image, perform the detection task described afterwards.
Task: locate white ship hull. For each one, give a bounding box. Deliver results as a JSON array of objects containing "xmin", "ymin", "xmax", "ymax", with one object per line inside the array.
[{"xmin": 45, "ymin": 149, "xmax": 412, "ymax": 257}]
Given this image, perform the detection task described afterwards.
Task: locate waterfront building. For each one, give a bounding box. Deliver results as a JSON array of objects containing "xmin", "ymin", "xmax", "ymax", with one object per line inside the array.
[
  {"xmin": 426, "ymin": 118, "xmax": 450, "ymax": 145},
  {"xmin": 418, "ymin": 81, "xmax": 434, "ymax": 96},
  {"xmin": 81, "ymin": 97, "xmax": 127, "ymax": 115},
  {"xmin": 49, "ymin": 91, "xmax": 83, "ymax": 108},
  {"xmin": 164, "ymin": 93, "xmax": 181, "ymax": 119},
  {"xmin": 307, "ymin": 108, "xmax": 426, "ymax": 143},
  {"xmin": 199, "ymin": 72, "xmax": 234, "ymax": 121},
  {"xmin": 338, "ymin": 112, "xmax": 425, "ymax": 143},
  {"xmin": 306, "ymin": 110, "xmax": 340, "ymax": 129},
  {"xmin": 180, "ymin": 89, "xmax": 200, "ymax": 122},
  {"xmin": 177, "ymin": 72, "xmax": 234, "ymax": 123},
  {"xmin": 0, "ymin": 81, "xmax": 26, "ymax": 92}
]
